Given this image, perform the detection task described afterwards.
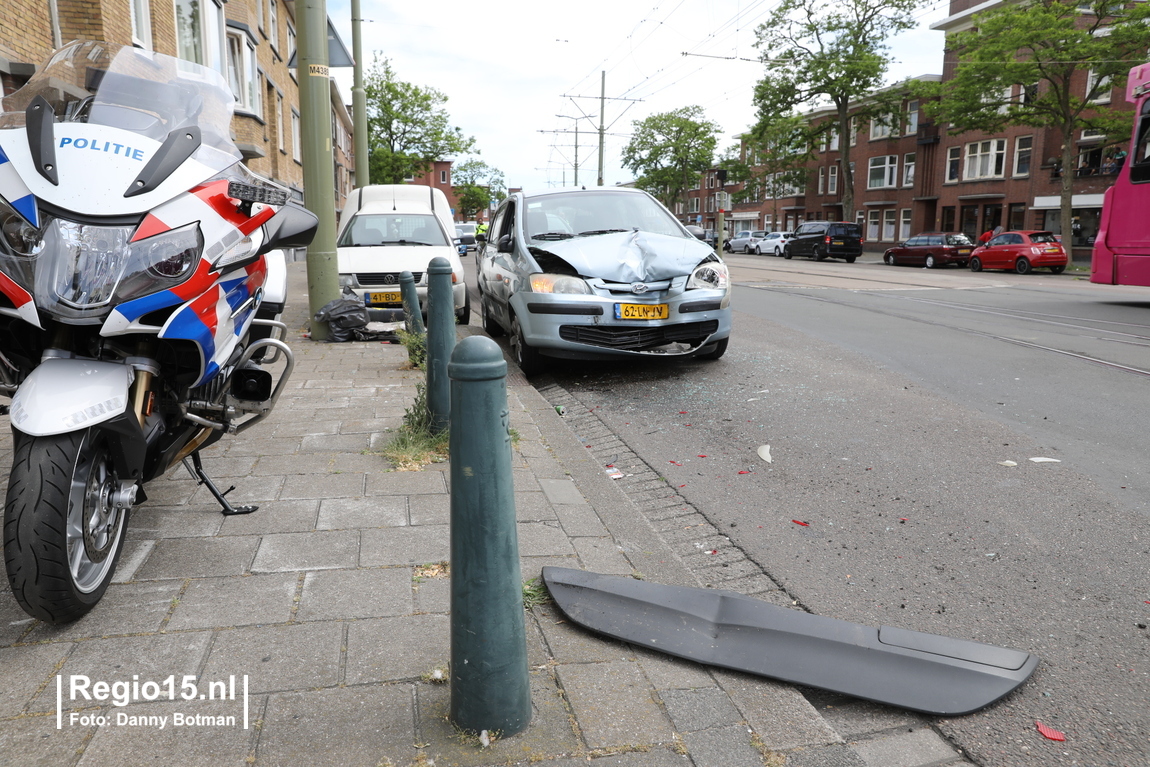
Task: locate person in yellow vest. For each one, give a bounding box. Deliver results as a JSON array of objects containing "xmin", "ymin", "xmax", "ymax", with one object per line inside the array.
[{"xmin": 476, "ymin": 220, "xmax": 488, "ymax": 238}]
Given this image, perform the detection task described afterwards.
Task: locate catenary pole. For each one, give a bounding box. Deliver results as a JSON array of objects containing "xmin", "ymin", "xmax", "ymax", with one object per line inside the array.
[
  {"xmin": 351, "ymin": 0, "xmax": 369, "ymax": 188},
  {"xmin": 297, "ymin": 1, "xmax": 341, "ymax": 341},
  {"xmin": 597, "ymin": 71, "xmax": 605, "ymax": 187}
]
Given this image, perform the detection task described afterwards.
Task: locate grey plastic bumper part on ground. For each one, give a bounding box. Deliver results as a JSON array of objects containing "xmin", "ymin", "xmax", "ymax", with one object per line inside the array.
[{"xmin": 542, "ymin": 567, "xmax": 1039, "ymax": 716}]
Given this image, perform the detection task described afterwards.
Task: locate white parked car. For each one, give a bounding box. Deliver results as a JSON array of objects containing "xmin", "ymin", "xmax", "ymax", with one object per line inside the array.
[
  {"xmin": 755, "ymin": 231, "xmax": 794, "ymax": 256},
  {"xmin": 336, "ymin": 185, "xmax": 470, "ymax": 323}
]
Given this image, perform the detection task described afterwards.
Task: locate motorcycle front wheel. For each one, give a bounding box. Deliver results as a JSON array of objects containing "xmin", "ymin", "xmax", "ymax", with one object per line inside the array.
[{"xmin": 4, "ymin": 428, "xmax": 130, "ymax": 623}]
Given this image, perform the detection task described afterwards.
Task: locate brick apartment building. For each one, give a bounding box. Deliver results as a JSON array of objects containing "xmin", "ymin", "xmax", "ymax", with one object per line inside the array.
[
  {"xmin": 0, "ymin": 0, "xmax": 354, "ymax": 212},
  {"xmin": 681, "ymin": 0, "xmax": 1131, "ymax": 260}
]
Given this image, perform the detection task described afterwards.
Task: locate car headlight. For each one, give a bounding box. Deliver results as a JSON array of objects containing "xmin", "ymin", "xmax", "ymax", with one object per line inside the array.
[
  {"xmin": 687, "ymin": 259, "xmax": 729, "ymax": 290},
  {"xmin": 529, "ymin": 273, "xmax": 591, "ymax": 294}
]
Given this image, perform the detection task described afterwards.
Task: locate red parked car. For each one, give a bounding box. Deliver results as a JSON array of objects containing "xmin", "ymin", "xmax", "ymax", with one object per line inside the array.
[
  {"xmin": 883, "ymin": 232, "xmax": 976, "ymax": 268},
  {"xmin": 969, "ymin": 231, "xmax": 1068, "ymax": 274}
]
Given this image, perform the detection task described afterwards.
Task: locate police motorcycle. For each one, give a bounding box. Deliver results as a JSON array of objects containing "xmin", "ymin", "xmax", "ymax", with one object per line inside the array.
[{"xmin": 0, "ymin": 42, "xmax": 317, "ymax": 623}]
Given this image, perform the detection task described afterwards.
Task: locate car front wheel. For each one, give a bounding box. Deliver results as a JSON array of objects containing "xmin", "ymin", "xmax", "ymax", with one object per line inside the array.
[
  {"xmin": 1015, "ymin": 257, "xmax": 1032, "ymax": 275},
  {"xmin": 925, "ymin": 254, "xmax": 936, "ymax": 269},
  {"xmin": 884, "ymin": 252, "xmax": 895, "ymax": 265},
  {"xmin": 695, "ymin": 337, "xmax": 728, "ymax": 360},
  {"xmin": 970, "ymin": 256, "xmax": 983, "ymax": 272},
  {"xmin": 510, "ymin": 314, "xmax": 545, "ymax": 376}
]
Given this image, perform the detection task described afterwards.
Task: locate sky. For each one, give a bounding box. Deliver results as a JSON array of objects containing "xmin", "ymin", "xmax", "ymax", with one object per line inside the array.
[{"xmin": 326, "ymin": 0, "xmax": 952, "ymax": 194}]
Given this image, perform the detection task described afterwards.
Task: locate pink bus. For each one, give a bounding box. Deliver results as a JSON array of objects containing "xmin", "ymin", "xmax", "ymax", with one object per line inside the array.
[{"xmin": 1092, "ymin": 63, "xmax": 1150, "ymax": 285}]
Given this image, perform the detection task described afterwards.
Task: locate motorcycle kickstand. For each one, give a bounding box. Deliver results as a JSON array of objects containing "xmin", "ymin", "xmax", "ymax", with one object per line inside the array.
[{"xmin": 182, "ymin": 452, "xmax": 259, "ymax": 516}]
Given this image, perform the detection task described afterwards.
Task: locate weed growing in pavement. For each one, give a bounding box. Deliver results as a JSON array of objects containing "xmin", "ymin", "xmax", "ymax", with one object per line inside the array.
[
  {"xmin": 380, "ymin": 382, "xmax": 448, "ymax": 470},
  {"xmin": 522, "ymin": 577, "xmax": 551, "ymax": 609},
  {"xmin": 396, "ymin": 328, "xmax": 427, "ymax": 369}
]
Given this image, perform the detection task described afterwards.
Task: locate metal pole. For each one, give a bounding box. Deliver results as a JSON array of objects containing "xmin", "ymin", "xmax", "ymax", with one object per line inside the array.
[
  {"xmin": 574, "ymin": 121, "xmax": 578, "ymax": 187},
  {"xmin": 298, "ymin": 0, "xmax": 340, "ymax": 341},
  {"xmin": 425, "ymin": 257, "xmax": 455, "ymax": 432},
  {"xmin": 597, "ymin": 71, "xmax": 605, "ymax": 187},
  {"xmin": 351, "ymin": 0, "xmax": 369, "ymax": 188},
  {"xmin": 399, "ymin": 270, "xmax": 424, "ymax": 335},
  {"xmin": 447, "ymin": 335, "xmax": 531, "ymax": 737}
]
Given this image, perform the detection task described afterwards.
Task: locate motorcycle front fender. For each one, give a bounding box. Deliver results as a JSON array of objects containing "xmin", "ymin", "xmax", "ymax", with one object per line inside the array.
[{"xmin": 9, "ymin": 358, "xmax": 134, "ymax": 437}]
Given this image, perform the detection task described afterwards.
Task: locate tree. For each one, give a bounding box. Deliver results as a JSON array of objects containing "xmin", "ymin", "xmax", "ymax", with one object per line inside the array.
[
  {"xmin": 723, "ymin": 115, "xmax": 813, "ymax": 230},
  {"xmin": 364, "ymin": 56, "xmax": 476, "ymax": 184},
  {"xmin": 752, "ymin": 0, "xmax": 923, "ymax": 223},
  {"xmin": 927, "ymin": 0, "xmax": 1150, "ymax": 261},
  {"xmin": 621, "ymin": 107, "xmax": 721, "ymax": 210},
  {"xmin": 452, "ymin": 159, "xmax": 506, "ymax": 220}
]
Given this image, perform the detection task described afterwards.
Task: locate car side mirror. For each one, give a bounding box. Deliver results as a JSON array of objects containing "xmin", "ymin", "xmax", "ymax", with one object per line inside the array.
[
  {"xmin": 497, "ymin": 234, "xmax": 514, "ymax": 253},
  {"xmin": 476, "ymin": 233, "xmax": 487, "ymax": 244}
]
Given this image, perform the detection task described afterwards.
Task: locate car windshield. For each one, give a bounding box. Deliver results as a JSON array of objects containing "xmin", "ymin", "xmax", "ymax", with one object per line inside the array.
[
  {"xmin": 945, "ymin": 234, "xmax": 975, "ymax": 246},
  {"xmin": 457, "ymin": 224, "xmax": 476, "ymax": 235},
  {"xmin": 522, "ymin": 191, "xmax": 687, "ymax": 241},
  {"xmin": 1029, "ymin": 232, "xmax": 1058, "ymax": 244},
  {"xmin": 338, "ymin": 214, "xmax": 448, "ymax": 247},
  {"xmin": 829, "ymin": 223, "xmax": 862, "ymax": 237}
]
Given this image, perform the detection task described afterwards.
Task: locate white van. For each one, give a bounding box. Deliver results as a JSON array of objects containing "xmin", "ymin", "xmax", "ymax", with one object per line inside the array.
[{"xmin": 336, "ymin": 185, "xmax": 470, "ymax": 323}]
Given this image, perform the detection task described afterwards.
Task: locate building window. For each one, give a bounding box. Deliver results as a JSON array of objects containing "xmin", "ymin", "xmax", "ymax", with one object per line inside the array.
[
  {"xmin": 130, "ymin": 0, "xmax": 152, "ymax": 49},
  {"xmin": 268, "ymin": 0, "xmax": 279, "ymax": 51},
  {"xmin": 849, "ymin": 116, "xmax": 858, "ymax": 146},
  {"xmin": 900, "ymin": 208, "xmax": 912, "ymax": 240},
  {"xmin": 964, "ymin": 139, "xmax": 1006, "ymax": 179},
  {"xmin": 1021, "ymin": 82, "xmax": 1038, "ymax": 105},
  {"xmin": 255, "ymin": 0, "xmax": 264, "ymax": 31},
  {"xmin": 291, "ymin": 110, "xmax": 301, "ymax": 162},
  {"xmin": 286, "ymin": 24, "xmax": 296, "ymax": 66},
  {"xmin": 867, "ymin": 210, "xmax": 880, "ymax": 240},
  {"xmin": 946, "ymin": 147, "xmax": 961, "ymax": 183},
  {"xmin": 960, "ymin": 205, "xmax": 979, "ymax": 238},
  {"xmin": 905, "ymin": 101, "xmax": 919, "ymax": 136},
  {"xmin": 1081, "ymin": 127, "xmax": 1105, "ymax": 140},
  {"xmin": 818, "ymin": 167, "xmax": 825, "ymax": 194},
  {"xmin": 868, "ymin": 155, "xmax": 897, "ymax": 189},
  {"xmin": 689, "ymin": 197, "xmax": 699, "ymax": 214},
  {"xmin": 828, "ymin": 164, "xmax": 839, "ymax": 194},
  {"xmin": 276, "ymin": 91, "xmax": 285, "ymax": 152},
  {"xmin": 175, "ymin": 0, "xmax": 226, "ymax": 75},
  {"xmin": 440, "ymin": 170, "xmax": 448, "ymax": 184},
  {"xmin": 941, "ymin": 206, "xmax": 956, "ymax": 232},
  {"xmin": 903, "ymin": 153, "xmax": 916, "ymax": 187},
  {"xmin": 828, "ymin": 129, "xmax": 839, "ymax": 152},
  {"xmin": 226, "ymin": 31, "xmax": 260, "ymax": 113},
  {"xmin": 883, "ymin": 209, "xmax": 897, "ymax": 241},
  {"xmin": 1087, "ymin": 69, "xmax": 1111, "ymax": 104},
  {"xmin": 1013, "ymin": 136, "xmax": 1033, "ymax": 177},
  {"xmin": 870, "ymin": 114, "xmax": 895, "ymax": 140},
  {"xmin": 1008, "ymin": 202, "xmax": 1027, "ymax": 230}
]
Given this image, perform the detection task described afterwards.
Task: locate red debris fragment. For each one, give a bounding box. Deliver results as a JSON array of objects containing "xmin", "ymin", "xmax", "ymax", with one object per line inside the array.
[
  {"xmin": 738, "ymin": 470, "xmax": 752, "ymax": 475},
  {"xmin": 708, "ymin": 549, "xmax": 718, "ymax": 555},
  {"xmin": 1036, "ymin": 722, "xmax": 1066, "ymax": 742},
  {"xmin": 792, "ymin": 520, "xmax": 810, "ymax": 527},
  {"xmin": 679, "ymin": 411, "xmax": 689, "ymax": 414},
  {"xmin": 669, "ymin": 461, "xmax": 682, "ymax": 466},
  {"xmin": 899, "ymin": 518, "xmax": 908, "ymax": 522},
  {"xmin": 679, "ymin": 484, "xmax": 687, "ymax": 488},
  {"xmin": 698, "ymin": 454, "xmax": 707, "ymax": 458}
]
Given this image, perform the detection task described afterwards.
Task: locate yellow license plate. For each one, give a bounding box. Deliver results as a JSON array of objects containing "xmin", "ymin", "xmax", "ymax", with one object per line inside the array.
[
  {"xmin": 958, "ymin": 248, "xmax": 971, "ymax": 255},
  {"xmin": 832, "ymin": 240, "xmax": 844, "ymax": 245},
  {"xmin": 367, "ymin": 291, "xmax": 402, "ymax": 305},
  {"xmin": 615, "ymin": 303, "xmax": 669, "ymax": 320}
]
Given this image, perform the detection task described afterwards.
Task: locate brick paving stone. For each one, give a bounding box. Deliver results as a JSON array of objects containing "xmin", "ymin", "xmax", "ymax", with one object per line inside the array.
[
  {"xmin": 217, "ymin": 500, "xmax": 319, "ymax": 536},
  {"xmin": 135, "ymin": 537, "xmax": 260, "ymax": 580},
  {"xmin": 659, "ymin": 688, "xmax": 745, "ymax": 732},
  {"xmin": 571, "ymin": 537, "xmax": 633, "ymax": 575},
  {"xmin": 715, "ymin": 671, "xmax": 842, "ymax": 752},
  {"xmin": 0, "ymin": 644, "xmax": 72, "ymax": 717},
  {"xmin": 408, "ymin": 494, "xmax": 450, "ymax": 525},
  {"xmin": 634, "ymin": 647, "xmax": 717, "ymax": 691},
  {"xmin": 517, "ymin": 522, "xmax": 576, "ymax": 557},
  {"xmin": 0, "ymin": 717, "xmax": 94, "ymax": 766},
  {"xmin": 538, "ymin": 477, "xmax": 585, "ymax": 506},
  {"xmin": 296, "ymin": 568, "xmax": 413, "ymax": 621},
  {"xmin": 200, "ymin": 622, "xmax": 343, "ymax": 694},
  {"xmin": 166, "ymin": 574, "xmax": 299, "ymax": 630},
  {"xmin": 128, "ymin": 507, "xmax": 223, "ymax": 539},
  {"xmin": 316, "ymin": 496, "xmax": 407, "ymax": 529},
  {"xmin": 555, "ymin": 661, "xmax": 674, "ymax": 750},
  {"xmin": 360, "ymin": 525, "xmax": 449, "ymax": 567},
  {"xmin": 251, "ymin": 531, "xmax": 360, "ymax": 572},
  {"xmin": 784, "ymin": 744, "xmax": 870, "ymax": 767},
  {"xmin": 552, "ymin": 503, "xmax": 609, "ymax": 537},
  {"xmin": 849, "ymin": 728, "xmax": 961, "ymax": 767},
  {"xmin": 279, "ymin": 472, "xmax": 365, "ymax": 500},
  {"xmin": 344, "ymin": 615, "xmax": 448, "ymax": 684},
  {"xmin": 25, "ymin": 581, "xmax": 181, "ymax": 642},
  {"xmin": 534, "ymin": 604, "xmax": 634, "ymax": 665},
  {"xmin": 365, "ymin": 471, "xmax": 447, "ymax": 496},
  {"xmin": 683, "ymin": 724, "xmax": 769, "ymax": 767},
  {"xmin": 257, "ymin": 685, "xmax": 413, "ymax": 767}
]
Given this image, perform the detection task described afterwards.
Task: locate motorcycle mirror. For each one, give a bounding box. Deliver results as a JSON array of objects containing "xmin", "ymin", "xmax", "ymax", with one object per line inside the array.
[{"xmin": 258, "ymin": 203, "xmax": 319, "ymax": 257}]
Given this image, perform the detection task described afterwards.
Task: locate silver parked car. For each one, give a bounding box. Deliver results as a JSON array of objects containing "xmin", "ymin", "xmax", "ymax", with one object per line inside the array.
[
  {"xmin": 725, "ymin": 230, "xmax": 755, "ymax": 253},
  {"xmin": 477, "ymin": 188, "xmax": 732, "ymax": 375}
]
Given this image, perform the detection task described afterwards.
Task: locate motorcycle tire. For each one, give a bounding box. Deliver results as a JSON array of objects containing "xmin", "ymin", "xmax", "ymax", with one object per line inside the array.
[{"xmin": 4, "ymin": 428, "xmax": 129, "ymax": 624}]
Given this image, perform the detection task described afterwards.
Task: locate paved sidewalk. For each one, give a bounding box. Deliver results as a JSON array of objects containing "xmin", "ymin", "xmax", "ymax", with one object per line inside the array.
[{"xmin": 0, "ymin": 263, "xmax": 973, "ymax": 766}]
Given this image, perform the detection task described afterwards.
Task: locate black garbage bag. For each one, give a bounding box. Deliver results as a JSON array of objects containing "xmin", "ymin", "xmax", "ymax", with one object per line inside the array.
[{"xmin": 314, "ymin": 298, "xmax": 369, "ymax": 342}]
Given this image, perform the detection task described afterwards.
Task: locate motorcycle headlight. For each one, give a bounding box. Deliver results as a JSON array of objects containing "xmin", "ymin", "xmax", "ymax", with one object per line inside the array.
[
  {"xmin": 0, "ymin": 196, "xmax": 43, "ymax": 257},
  {"xmin": 529, "ymin": 273, "xmax": 591, "ymax": 294},
  {"xmin": 135, "ymin": 223, "xmax": 203, "ymax": 279},
  {"xmin": 686, "ymin": 259, "xmax": 729, "ymax": 290}
]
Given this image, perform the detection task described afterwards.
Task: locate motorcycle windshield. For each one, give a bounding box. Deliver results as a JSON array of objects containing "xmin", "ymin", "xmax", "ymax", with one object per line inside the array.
[{"xmin": 0, "ymin": 40, "xmax": 240, "ymax": 179}]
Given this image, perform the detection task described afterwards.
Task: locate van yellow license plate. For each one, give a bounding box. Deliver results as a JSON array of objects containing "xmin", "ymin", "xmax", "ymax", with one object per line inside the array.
[
  {"xmin": 615, "ymin": 303, "xmax": 669, "ymax": 320},
  {"xmin": 367, "ymin": 291, "xmax": 402, "ymax": 305}
]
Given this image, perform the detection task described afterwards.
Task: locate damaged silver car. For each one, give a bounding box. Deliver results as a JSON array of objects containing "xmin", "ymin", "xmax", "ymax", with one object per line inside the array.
[{"xmin": 476, "ymin": 188, "xmax": 731, "ymax": 375}]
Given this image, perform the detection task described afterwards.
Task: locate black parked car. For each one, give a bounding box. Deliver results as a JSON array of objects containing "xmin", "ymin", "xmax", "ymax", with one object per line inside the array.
[{"xmin": 784, "ymin": 221, "xmax": 863, "ymax": 262}]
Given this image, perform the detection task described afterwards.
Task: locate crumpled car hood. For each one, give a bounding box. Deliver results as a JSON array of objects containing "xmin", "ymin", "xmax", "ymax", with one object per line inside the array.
[{"xmin": 532, "ymin": 230, "xmax": 715, "ymax": 283}]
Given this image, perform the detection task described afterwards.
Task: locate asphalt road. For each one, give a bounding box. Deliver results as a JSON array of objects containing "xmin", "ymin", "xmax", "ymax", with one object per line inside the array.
[{"xmin": 466, "ymin": 252, "xmax": 1150, "ymax": 766}]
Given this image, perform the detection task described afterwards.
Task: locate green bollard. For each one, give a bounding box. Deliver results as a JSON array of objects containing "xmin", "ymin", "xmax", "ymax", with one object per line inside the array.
[
  {"xmin": 425, "ymin": 257, "xmax": 455, "ymax": 432},
  {"xmin": 448, "ymin": 335, "xmax": 531, "ymax": 737},
  {"xmin": 399, "ymin": 270, "xmax": 424, "ymax": 335}
]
